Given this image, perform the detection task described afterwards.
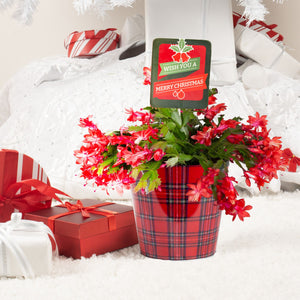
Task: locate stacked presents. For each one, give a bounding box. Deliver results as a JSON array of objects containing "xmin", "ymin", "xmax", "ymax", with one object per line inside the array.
[
  {"xmin": 144, "ymin": 0, "xmax": 299, "ymax": 84},
  {"xmin": 0, "ymin": 149, "xmax": 138, "ymax": 278},
  {"xmin": 64, "ymin": 1, "xmax": 300, "ymax": 83},
  {"xmin": 233, "ymin": 12, "xmax": 300, "ymax": 78}
]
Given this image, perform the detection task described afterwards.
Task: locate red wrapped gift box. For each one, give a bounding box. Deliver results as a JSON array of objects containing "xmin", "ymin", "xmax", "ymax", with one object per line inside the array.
[
  {"xmin": 0, "ymin": 149, "xmax": 53, "ymax": 222},
  {"xmin": 24, "ymin": 199, "xmax": 138, "ymax": 259},
  {"xmin": 64, "ymin": 28, "xmax": 120, "ymax": 58}
]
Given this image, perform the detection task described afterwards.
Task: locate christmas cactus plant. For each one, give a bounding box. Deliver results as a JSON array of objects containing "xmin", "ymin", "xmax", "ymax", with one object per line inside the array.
[{"xmin": 74, "ymin": 89, "xmax": 293, "ymax": 221}]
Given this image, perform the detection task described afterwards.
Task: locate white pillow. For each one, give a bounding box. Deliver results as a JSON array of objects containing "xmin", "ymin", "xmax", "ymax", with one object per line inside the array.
[{"xmin": 119, "ymin": 14, "xmax": 145, "ymax": 48}]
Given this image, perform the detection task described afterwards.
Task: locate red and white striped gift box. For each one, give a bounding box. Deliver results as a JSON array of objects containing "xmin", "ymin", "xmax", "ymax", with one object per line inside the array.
[
  {"xmin": 0, "ymin": 149, "xmax": 52, "ymax": 222},
  {"xmin": 233, "ymin": 12, "xmax": 300, "ymax": 78},
  {"xmin": 233, "ymin": 12, "xmax": 284, "ymax": 43},
  {"xmin": 64, "ymin": 28, "xmax": 120, "ymax": 58}
]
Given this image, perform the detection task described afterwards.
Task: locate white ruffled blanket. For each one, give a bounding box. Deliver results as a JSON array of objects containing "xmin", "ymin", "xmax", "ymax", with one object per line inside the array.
[{"xmin": 0, "ymin": 48, "xmax": 299, "ymax": 199}]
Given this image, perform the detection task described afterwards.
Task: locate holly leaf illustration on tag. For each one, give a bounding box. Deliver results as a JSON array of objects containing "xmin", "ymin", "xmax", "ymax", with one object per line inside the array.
[
  {"xmin": 178, "ymin": 39, "xmax": 185, "ymax": 50},
  {"xmin": 182, "ymin": 45, "xmax": 193, "ymax": 53},
  {"xmin": 170, "ymin": 45, "xmax": 180, "ymax": 53}
]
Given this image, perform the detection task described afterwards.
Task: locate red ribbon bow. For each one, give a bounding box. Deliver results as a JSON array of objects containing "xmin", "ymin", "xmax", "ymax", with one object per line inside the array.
[
  {"xmin": 48, "ymin": 201, "xmax": 117, "ymax": 232},
  {"xmin": 63, "ymin": 200, "xmax": 91, "ymax": 218},
  {"xmin": 0, "ymin": 179, "xmax": 70, "ymax": 212},
  {"xmin": 282, "ymin": 148, "xmax": 300, "ymax": 172}
]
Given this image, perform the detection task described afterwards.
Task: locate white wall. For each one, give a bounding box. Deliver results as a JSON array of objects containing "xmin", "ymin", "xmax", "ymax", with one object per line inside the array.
[{"xmin": 0, "ymin": 0, "xmax": 299, "ymax": 89}]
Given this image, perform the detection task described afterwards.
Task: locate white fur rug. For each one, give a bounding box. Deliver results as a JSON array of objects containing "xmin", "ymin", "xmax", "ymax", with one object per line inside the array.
[{"xmin": 1, "ymin": 190, "xmax": 299, "ymax": 300}]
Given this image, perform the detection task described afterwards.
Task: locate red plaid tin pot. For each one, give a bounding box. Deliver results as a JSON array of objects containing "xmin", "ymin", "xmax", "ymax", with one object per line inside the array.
[{"xmin": 132, "ymin": 165, "xmax": 222, "ymax": 260}]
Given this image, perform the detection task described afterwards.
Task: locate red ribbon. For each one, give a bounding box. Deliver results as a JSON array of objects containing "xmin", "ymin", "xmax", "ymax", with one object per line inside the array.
[
  {"xmin": 253, "ymin": 20, "xmax": 278, "ymax": 31},
  {"xmin": 234, "ymin": 12, "xmax": 278, "ymax": 30},
  {"xmin": 233, "ymin": 12, "xmax": 284, "ymax": 42},
  {"xmin": 47, "ymin": 201, "xmax": 117, "ymax": 232},
  {"xmin": 63, "ymin": 200, "xmax": 91, "ymax": 218},
  {"xmin": 282, "ymin": 148, "xmax": 300, "ymax": 172},
  {"xmin": 0, "ymin": 179, "xmax": 70, "ymax": 212}
]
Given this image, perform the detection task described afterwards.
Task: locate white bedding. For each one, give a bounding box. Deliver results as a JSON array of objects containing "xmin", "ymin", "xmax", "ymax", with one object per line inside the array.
[{"xmin": 0, "ymin": 48, "xmax": 299, "ymax": 200}]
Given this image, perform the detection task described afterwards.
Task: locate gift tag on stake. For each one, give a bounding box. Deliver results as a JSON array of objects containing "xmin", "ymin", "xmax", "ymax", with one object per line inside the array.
[{"xmin": 150, "ymin": 38, "xmax": 211, "ymax": 109}]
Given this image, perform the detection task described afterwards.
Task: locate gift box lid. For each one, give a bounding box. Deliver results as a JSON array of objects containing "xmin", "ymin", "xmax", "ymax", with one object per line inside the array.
[{"xmin": 24, "ymin": 199, "xmax": 135, "ymax": 239}]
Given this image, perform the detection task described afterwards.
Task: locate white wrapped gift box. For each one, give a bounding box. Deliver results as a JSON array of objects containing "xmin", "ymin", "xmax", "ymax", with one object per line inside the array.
[
  {"xmin": 234, "ymin": 14, "xmax": 300, "ymax": 79},
  {"xmin": 144, "ymin": 0, "xmax": 238, "ymax": 86},
  {"xmin": 0, "ymin": 213, "xmax": 57, "ymax": 278}
]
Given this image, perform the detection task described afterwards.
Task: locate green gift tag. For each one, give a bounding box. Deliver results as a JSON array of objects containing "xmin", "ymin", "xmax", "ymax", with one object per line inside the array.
[{"xmin": 150, "ymin": 38, "xmax": 211, "ymax": 109}]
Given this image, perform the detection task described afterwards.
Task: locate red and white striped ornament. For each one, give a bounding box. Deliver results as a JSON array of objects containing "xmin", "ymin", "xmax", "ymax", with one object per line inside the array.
[
  {"xmin": 64, "ymin": 28, "xmax": 120, "ymax": 58},
  {"xmin": 233, "ymin": 12, "xmax": 284, "ymax": 43}
]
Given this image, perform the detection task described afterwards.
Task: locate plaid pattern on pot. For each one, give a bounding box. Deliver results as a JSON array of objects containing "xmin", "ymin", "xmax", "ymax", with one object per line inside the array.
[{"xmin": 132, "ymin": 165, "xmax": 222, "ymax": 260}]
